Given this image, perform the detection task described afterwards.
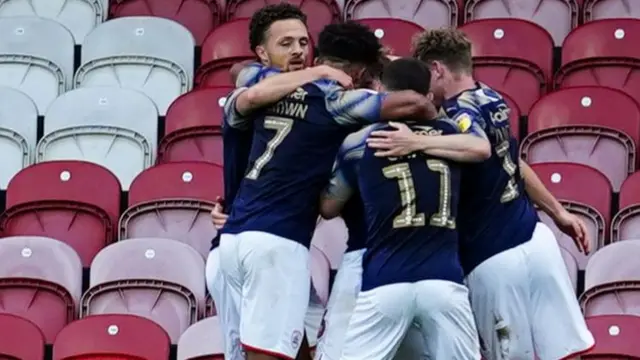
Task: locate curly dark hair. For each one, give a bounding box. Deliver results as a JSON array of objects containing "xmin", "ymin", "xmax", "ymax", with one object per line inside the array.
[
  {"xmin": 249, "ymin": 3, "xmax": 307, "ymax": 52},
  {"xmin": 316, "ymin": 21, "xmax": 382, "ymax": 66}
]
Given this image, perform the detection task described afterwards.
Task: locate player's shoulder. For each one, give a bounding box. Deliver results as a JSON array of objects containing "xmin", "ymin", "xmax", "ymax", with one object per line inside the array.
[
  {"xmin": 339, "ymin": 125, "xmax": 375, "ymax": 161},
  {"xmin": 235, "ymin": 62, "xmax": 281, "ymax": 88},
  {"xmin": 430, "ymin": 117, "xmax": 461, "ymax": 135}
]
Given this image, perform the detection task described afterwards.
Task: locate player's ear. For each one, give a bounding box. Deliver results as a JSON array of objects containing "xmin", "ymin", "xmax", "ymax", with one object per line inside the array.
[
  {"xmin": 313, "ymin": 57, "xmax": 320, "ymax": 66},
  {"xmin": 426, "ymin": 92, "xmax": 434, "ymax": 102},
  {"xmin": 255, "ymin": 45, "xmax": 269, "ymax": 66}
]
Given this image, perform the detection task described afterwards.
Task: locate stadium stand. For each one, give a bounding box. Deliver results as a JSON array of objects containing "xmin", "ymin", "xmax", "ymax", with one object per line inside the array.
[{"xmin": 1, "ymin": 0, "xmax": 640, "ymax": 358}]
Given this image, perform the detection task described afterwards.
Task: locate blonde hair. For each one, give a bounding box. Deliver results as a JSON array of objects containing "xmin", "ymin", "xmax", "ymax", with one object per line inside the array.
[{"xmin": 412, "ymin": 28, "xmax": 473, "ymax": 74}]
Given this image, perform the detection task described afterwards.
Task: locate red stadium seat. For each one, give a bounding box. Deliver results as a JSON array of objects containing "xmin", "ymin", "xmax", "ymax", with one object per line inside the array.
[
  {"xmin": 158, "ymin": 87, "xmax": 230, "ymax": 165},
  {"xmin": 0, "ymin": 161, "xmax": 121, "ymax": 268},
  {"xmin": 459, "ymin": 19, "xmax": 554, "ymax": 115},
  {"xmin": 611, "ymin": 172, "xmax": 640, "ymax": 242},
  {"xmin": 53, "ymin": 314, "xmax": 171, "ymax": 360},
  {"xmin": 345, "ymin": 0, "xmax": 458, "ymax": 29},
  {"xmin": 120, "ymin": 162, "xmax": 223, "ymax": 257},
  {"xmin": 464, "ymin": 0, "xmax": 579, "ymax": 45},
  {"xmin": 177, "ymin": 316, "xmax": 224, "ymax": 360},
  {"xmin": 0, "ymin": 314, "xmax": 45, "ymax": 360},
  {"xmin": 556, "ymin": 19, "xmax": 640, "ymax": 104},
  {"xmin": 0, "ymin": 236, "xmax": 82, "ymax": 343},
  {"xmin": 310, "ymin": 218, "xmax": 348, "ymax": 269},
  {"xmin": 531, "ymin": 162, "xmax": 612, "ymax": 270},
  {"xmin": 583, "ymin": 315, "xmax": 640, "ymax": 358},
  {"xmin": 581, "ymin": 240, "xmax": 640, "ymax": 317},
  {"xmin": 225, "ymin": 0, "xmax": 340, "ymax": 43},
  {"xmin": 583, "ymin": 0, "xmax": 640, "ymax": 23},
  {"xmin": 354, "ymin": 18, "xmax": 424, "ymax": 57},
  {"xmin": 110, "ymin": 0, "xmax": 221, "ymax": 45}
]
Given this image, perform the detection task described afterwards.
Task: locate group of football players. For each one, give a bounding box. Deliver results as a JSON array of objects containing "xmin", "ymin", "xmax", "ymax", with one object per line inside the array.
[{"xmin": 204, "ymin": 3, "xmax": 596, "ymax": 360}]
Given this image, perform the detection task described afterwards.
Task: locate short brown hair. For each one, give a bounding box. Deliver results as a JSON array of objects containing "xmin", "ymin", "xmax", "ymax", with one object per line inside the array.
[{"xmin": 411, "ymin": 28, "xmax": 473, "ymax": 74}]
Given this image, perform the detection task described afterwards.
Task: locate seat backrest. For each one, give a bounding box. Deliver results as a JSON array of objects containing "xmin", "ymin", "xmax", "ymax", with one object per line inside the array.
[
  {"xmin": 200, "ymin": 19, "xmax": 253, "ymax": 65},
  {"xmin": 559, "ymin": 246, "xmax": 579, "ymax": 291},
  {"xmin": 584, "ymin": 315, "xmax": 640, "ymax": 358},
  {"xmin": 612, "ymin": 172, "xmax": 640, "ymax": 241},
  {"xmin": 53, "ymin": 314, "xmax": 171, "ymax": 360},
  {"xmin": 176, "ymin": 316, "xmax": 224, "ymax": 360},
  {"xmin": 346, "ymin": 0, "xmax": 458, "ymax": 29},
  {"xmin": 165, "ymin": 87, "xmax": 230, "ymax": 136},
  {"xmin": 0, "ymin": 314, "xmax": 45, "ymax": 360},
  {"xmin": 310, "ymin": 217, "xmax": 348, "ymax": 269},
  {"xmin": 584, "ymin": 0, "xmax": 640, "ymax": 23},
  {"xmin": 355, "ymin": 18, "xmax": 424, "ymax": 57},
  {"xmin": 0, "ymin": 87, "xmax": 37, "ymax": 189}
]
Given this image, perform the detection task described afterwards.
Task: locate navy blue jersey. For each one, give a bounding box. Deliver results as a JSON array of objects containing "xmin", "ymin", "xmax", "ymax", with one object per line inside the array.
[
  {"xmin": 441, "ymin": 83, "xmax": 539, "ymax": 274},
  {"xmin": 326, "ymin": 120, "xmax": 465, "ymax": 291},
  {"xmin": 221, "ymin": 79, "xmax": 387, "ymax": 248}
]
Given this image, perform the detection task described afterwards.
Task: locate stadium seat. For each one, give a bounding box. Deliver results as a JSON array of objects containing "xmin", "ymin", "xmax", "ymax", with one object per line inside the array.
[
  {"xmin": 501, "ymin": 92, "xmax": 521, "ymax": 141},
  {"xmin": 459, "ymin": 19, "xmax": 554, "ymax": 115},
  {"xmin": 559, "ymin": 246, "xmax": 579, "ymax": 292},
  {"xmin": 556, "ymin": 19, "xmax": 640, "ymax": 105},
  {"xmin": 0, "ymin": 17, "xmax": 74, "ymax": 114},
  {"xmin": 53, "ymin": 314, "xmax": 171, "ymax": 360},
  {"xmin": 177, "ymin": 316, "xmax": 225, "ymax": 360},
  {"xmin": 583, "ymin": 0, "xmax": 640, "ymax": 23},
  {"xmin": 464, "ymin": 0, "xmax": 579, "ymax": 45},
  {"xmin": 119, "ymin": 162, "xmax": 223, "ymax": 257},
  {"xmin": 158, "ymin": 87, "xmax": 229, "ymax": 164},
  {"xmin": 581, "ymin": 240, "xmax": 640, "ymax": 317},
  {"xmin": 310, "ymin": 217, "xmax": 348, "ymax": 269},
  {"xmin": 611, "ymin": 172, "xmax": 640, "ymax": 242},
  {"xmin": 354, "ymin": 18, "xmax": 424, "ymax": 57},
  {"xmin": 1, "ymin": 161, "xmax": 121, "ymax": 267},
  {"xmin": 531, "ymin": 162, "xmax": 611, "ymax": 270},
  {"xmin": 76, "ymin": 17, "xmax": 195, "ymax": 115},
  {"xmin": 0, "ymin": 87, "xmax": 37, "ymax": 189},
  {"xmin": 0, "ymin": 0, "xmax": 106, "ymax": 44},
  {"xmin": 583, "ymin": 315, "xmax": 640, "ymax": 358},
  {"xmin": 36, "ymin": 88, "xmax": 158, "ymax": 190},
  {"xmin": 82, "ymin": 237, "xmax": 206, "ymax": 343},
  {"xmin": 0, "ymin": 314, "xmax": 45, "ymax": 360},
  {"xmin": 110, "ymin": 0, "xmax": 222, "ymax": 45},
  {"xmin": 226, "ymin": 0, "xmax": 340, "ymax": 43},
  {"xmin": 0, "ymin": 236, "xmax": 82, "ymax": 343},
  {"xmin": 345, "ymin": 0, "xmax": 458, "ymax": 29}
]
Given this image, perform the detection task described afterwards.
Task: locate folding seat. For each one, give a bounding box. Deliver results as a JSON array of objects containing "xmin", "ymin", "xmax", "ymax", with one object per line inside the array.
[
  {"xmin": 355, "ymin": 18, "xmax": 424, "ymax": 57},
  {"xmin": 583, "ymin": 0, "xmax": 640, "ymax": 23},
  {"xmin": 226, "ymin": 0, "xmax": 340, "ymax": 43},
  {"xmin": 119, "ymin": 162, "xmax": 223, "ymax": 257},
  {"xmin": 531, "ymin": 162, "xmax": 611, "ymax": 270},
  {"xmin": 82, "ymin": 238, "xmax": 206, "ymax": 343},
  {"xmin": 0, "ymin": 87, "xmax": 37, "ymax": 190},
  {"xmin": 0, "ymin": 236, "xmax": 82, "ymax": 343},
  {"xmin": 459, "ymin": 19, "xmax": 554, "ymax": 115},
  {"xmin": 53, "ymin": 314, "xmax": 171, "ymax": 360},
  {"xmin": 0, "ymin": 17, "xmax": 74, "ymax": 115},
  {"xmin": 35, "ymin": 87, "xmax": 157, "ymax": 190},
  {"xmin": 0, "ymin": 314, "xmax": 45, "ymax": 360},
  {"xmin": 345, "ymin": 0, "xmax": 458, "ymax": 29},
  {"xmin": 177, "ymin": 316, "xmax": 224, "ymax": 360},
  {"xmin": 310, "ymin": 217, "xmax": 348, "ymax": 269},
  {"xmin": 581, "ymin": 240, "xmax": 640, "ymax": 317},
  {"xmin": 1, "ymin": 161, "xmax": 121, "ymax": 267},
  {"xmin": 611, "ymin": 172, "xmax": 640, "ymax": 242},
  {"xmin": 583, "ymin": 315, "xmax": 640, "ymax": 358},
  {"xmin": 464, "ymin": 0, "xmax": 579, "ymax": 45},
  {"xmin": 76, "ymin": 17, "xmax": 195, "ymax": 115},
  {"xmin": 110, "ymin": 0, "xmax": 221, "ymax": 45},
  {"xmin": 560, "ymin": 246, "xmax": 579, "ymax": 292},
  {"xmin": 556, "ymin": 19, "xmax": 640, "ymax": 104},
  {"xmin": 158, "ymin": 87, "xmax": 229, "ymax": 164}
]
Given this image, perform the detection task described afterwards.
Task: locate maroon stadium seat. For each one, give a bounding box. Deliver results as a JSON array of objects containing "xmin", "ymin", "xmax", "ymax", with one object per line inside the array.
[
  {"xmin": 177, "ymin": 316, "xmax": 225, "ymax": 360},
  {"xmin": 531, "ymin": 162, "xmax": 612, "ymax": 270},
  {"xmin": 82, "ymin": 238, "xmax": 206, "ymax": 343},
  {"xmin": 0, "ymin": 314, "xmax": 45, "ymax": 360},
  {"xmin": 354, "ymin": 18, "xmax": 424, "ymax": 57},
  {"xmin": 0, "ymin": 161, "xmax": 121, "ymax": 267},
  {"xmin": 53, "ymin": 314, "xmax": 171, "ymax": 360},
  {"xmin": 345, "ymin": 0, "xmax": 458, "ymax": 29},
  {"xmin": 158, "ymin": 87, "xmax": 229, "ymax": 165},
  {"xmin": 310, "ymin": 218, "xmax": 348, "ymax": 269},
  {"xmin": 583, "ymin": 315, "xmax": 640, "ymax": 358},
  {"xmin": 556, "ymin": 19, "xmax": 640, "ymax": 104},
  {"xmin": 110, "ymin": 0, "xmax": 222, "ymax": 45},
  {"xmin": 464, "ymin": 0, "xmax": 579, "ymax": 45},
  {"xmin": 0, "ymin": 236, "xmax": 82, "ymax": 343},
  {"xmin": 119, "ymin": 162, "xmax": 223, "ymax": 257},
  {"xmin": 583, "ymin": 0, "xmax": 640, "ymax": 23},
  {"xmin": 611, "ymin": 172, "xmax": 640, "ymax": 242},
  {"xmin": 226, "ymin": 0, "xmax": 340, "ymax": 43},
  {"xmin": 581, "ymin": 240, "xmax": 640, "ymax": 317},
  {"xmin": 459, "ymin": 19, "xmax": 554, "ymax": 115}
]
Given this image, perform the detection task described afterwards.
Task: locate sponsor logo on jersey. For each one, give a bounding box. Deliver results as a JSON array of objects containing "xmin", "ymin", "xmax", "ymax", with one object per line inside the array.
[{"xmin": 455, "ymin": 113, "xmax": 472, "ymax": 132}]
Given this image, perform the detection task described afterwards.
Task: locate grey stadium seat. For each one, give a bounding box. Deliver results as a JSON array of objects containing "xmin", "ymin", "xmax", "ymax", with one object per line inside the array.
[
  {"xmin": 76, "ymin": 17, "xmax": 195, "ymax": 115},
  {"xmin": 0, "ymin": 16, "xmax": 74, "ymax": 114},
  {"xmin": 82, "ymin": 237, "xmax": 206, "ymax": 343},
  {"xmin": 0, "ymin": 87, "xmax": 37, "ymax": 189},
  {"xmin": 177, "ymin": 316, "xmax": 224, "ymax": 360},
  {"xmin": 0, "ymin": 0, "xmax": 107, "ymax": 44},
  {"xmin": 36, "ymin": 87, "xmax": 157, "ymax": 190}
]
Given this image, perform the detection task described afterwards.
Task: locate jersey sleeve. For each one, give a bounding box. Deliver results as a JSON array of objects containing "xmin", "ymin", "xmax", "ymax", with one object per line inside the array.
[
  {"xmin": 450, "ymin": 107, "xmax": 488, "ymax": 140},
  {"xmin": 325, "ymin": 88, "xmax": 388, "ymax": 126},
  {"xmin": 323, "ymin": 127, "xmax": 369, "ymax": 201},
  {"xmin": 235, "ymin": 62, "xmax": 282, "ymax": 88},
  {"xmin": 223, "ymin": 87, "xmax": 251, "ymax": 130}
]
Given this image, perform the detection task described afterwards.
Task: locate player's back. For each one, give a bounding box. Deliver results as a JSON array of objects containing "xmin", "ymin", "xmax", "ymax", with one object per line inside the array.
[{"xmin": 357, "ymin": 120, "xmax": 464, "ymax": 291}]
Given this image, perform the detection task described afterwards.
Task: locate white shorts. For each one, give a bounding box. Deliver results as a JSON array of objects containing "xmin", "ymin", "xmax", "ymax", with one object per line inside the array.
[
  {"xmin": 466, "ymin": 222, "xmax": 595, "ymax": 360},
  {"xmin": 218, "ymin": 232, "xmax": 310, "ymax": 360},
  {"xmin": 305, "ymin": 288, "xmax": 324, "ymax": 348}
]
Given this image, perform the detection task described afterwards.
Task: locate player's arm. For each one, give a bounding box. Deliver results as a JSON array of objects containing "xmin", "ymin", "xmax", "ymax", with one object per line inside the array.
[{"xmin": 319, "ymin": 167, "xmax": 354, "ymax": 219}]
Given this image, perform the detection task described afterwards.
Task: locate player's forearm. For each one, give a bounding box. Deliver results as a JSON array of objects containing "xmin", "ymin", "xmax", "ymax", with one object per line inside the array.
[
  {"xmin": 380, "ymin": 91, "xmax": 431, "ymax": 120},
  {"xmin": 416, "ymin": 134, "xmax": 491, "ymax": 162},
  {"xmin": 520, "ymin": 160, "xmax": 564, "ymax": 218}
]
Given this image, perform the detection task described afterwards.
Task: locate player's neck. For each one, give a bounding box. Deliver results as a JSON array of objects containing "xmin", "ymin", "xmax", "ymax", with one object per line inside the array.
[{"xmin": 443, "ymin": 75, "xmax": 476, "ymax": 100}]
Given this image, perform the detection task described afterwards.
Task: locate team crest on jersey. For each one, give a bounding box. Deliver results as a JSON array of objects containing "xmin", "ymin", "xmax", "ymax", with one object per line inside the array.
[{"xmin": 455, "ymin": 113, "xmax": 472, "ymax": 132}]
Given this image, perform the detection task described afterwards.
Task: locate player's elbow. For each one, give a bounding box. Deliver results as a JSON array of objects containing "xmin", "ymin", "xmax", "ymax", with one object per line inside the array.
[
  {"xmin": 472, "ymin": 138, "xmax": 492, "ymax": 161},
  {"xmin": 319, "ymin": 199, "xmax": 341, "ymax": 220}
]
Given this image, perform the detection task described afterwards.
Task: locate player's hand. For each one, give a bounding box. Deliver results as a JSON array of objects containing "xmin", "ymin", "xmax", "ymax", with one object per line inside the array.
[
  {"xmin": 553, "ymin": 209, "xmax": 591, "ymax": 254},
  {"xmin": 366, "ymin": 122, "xmax": 422, "ymax": 157},
  {"xmin": 211, "ymin": 198, "xmax": 229, "ymax": 230},
  {"xmin": 313, "ymin": 65, "xmax": 353, "ymax": 89}
]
